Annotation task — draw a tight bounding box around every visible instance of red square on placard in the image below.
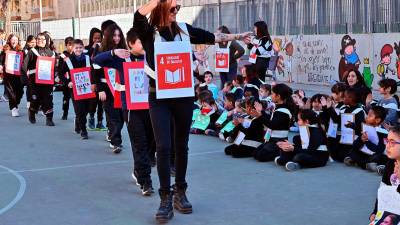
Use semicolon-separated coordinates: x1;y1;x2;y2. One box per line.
156;53;192;90
216;52;229;69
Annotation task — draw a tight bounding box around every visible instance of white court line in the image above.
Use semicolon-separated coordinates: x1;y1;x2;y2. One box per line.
0;165;27;215
0;151;222;175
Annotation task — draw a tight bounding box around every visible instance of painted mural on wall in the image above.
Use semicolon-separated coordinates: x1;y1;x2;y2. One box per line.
338;35;361;82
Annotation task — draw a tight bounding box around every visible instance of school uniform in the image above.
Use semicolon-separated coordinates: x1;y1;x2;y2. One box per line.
94;50;154;186
218;40;244;88
247;36;272;81
330;104;366;162
57;51;72;119
231;86;244;101
0;47;24;111
22;46;33;103
350;126;388;169
243;78;263;99
224;115;265;158
323;102;346;160
22;45;56;124
277;125;329;168
253;104;292;162
60;53;93;137
191;107;220;135
375;97;398;126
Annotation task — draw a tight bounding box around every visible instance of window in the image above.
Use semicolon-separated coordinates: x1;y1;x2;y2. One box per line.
275;0;284;35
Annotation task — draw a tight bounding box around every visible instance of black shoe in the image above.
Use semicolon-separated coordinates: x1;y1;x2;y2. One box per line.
142;183;154;196
46;118;55;126
170;165;176;177
155;191;174;223
74;118;81;134
61;112;68;120
81;132;88;140
110;144;122;154
96;121;107;131
88;117;95;130
172;184;192;214
28;110;36;124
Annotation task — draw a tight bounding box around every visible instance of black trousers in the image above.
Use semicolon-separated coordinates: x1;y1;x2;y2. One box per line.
149;92;193;192
349;150;387;169
102;94;125;146
276;149;329;168
253;138;285;162
255;57;270;82
330;143;352;162
3;75;24;110
89;93;104;122
71;90;92;135
29;79;54;118
127;110;155;185
225;144;256;158
62;85;71;115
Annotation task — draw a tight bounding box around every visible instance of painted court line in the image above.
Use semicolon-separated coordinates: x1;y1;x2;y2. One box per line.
0;151;222;175
0;165;27;215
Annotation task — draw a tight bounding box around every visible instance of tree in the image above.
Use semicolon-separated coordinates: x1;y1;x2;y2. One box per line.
0;0;11;33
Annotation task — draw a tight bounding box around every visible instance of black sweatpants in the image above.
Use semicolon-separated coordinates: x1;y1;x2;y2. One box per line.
89;93;104;122
3;75;24;110
29;80;54;119
62;85;71;115
255;57;270;82
71;92;92;135
127;109;155;185
349;150;387;169
225;144;256;158
253;138;286;162
149;92;193;192
102;94;125;146
330;143;352;162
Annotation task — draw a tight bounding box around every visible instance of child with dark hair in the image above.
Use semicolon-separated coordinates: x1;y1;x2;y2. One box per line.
374;78;398;126
231;74;244;101
346;106;388;172
203;71;219;100
330;88;366;162
259;83;274;115
369;126;400;223
243;64;262;99
58;36;74;120
224;97;265;157
276;109;329;171
191;90;220;136
253;83;296;162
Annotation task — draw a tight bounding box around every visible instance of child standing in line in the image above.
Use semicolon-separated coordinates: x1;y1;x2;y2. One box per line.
276;109;329;171
346;106;388;172
57;37;74;120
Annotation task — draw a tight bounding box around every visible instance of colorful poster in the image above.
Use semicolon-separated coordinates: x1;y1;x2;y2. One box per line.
215;48;229;72
123;61;149;110
5;51;23;75
70;67;96;100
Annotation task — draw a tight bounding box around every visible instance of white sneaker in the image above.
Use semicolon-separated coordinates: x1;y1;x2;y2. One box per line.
274;156;281;166
285;162;300;171
131;172;140;186
11;108;20;117
26;102;30;109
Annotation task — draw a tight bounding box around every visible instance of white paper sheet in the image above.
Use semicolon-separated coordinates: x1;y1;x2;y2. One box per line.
340;113;354;144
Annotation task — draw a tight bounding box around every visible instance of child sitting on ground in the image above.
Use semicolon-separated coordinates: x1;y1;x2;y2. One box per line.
203;71;219;100
191;90;220;136
275;109;329;171
231;75;244;101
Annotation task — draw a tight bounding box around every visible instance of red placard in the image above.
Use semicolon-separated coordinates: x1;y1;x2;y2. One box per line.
123;61;149;110
5;51;23;75
35;56;55;85
70;67;96;101
215;49;229;72
156;53;192;90
103;67;117;95
113;74;122;109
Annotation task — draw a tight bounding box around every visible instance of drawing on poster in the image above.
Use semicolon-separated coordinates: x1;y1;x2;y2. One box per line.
377;44;395;80
362;57;374;88
338;35;361;81
284;40;294;83
393;42;400;79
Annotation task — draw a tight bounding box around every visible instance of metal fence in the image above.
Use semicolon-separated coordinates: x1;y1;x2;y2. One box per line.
10;21;40;40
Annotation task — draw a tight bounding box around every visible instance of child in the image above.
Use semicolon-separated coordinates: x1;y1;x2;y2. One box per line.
231;75;244;101
220;98;246;142
369;126;400;224
276;109;329;171
22;35;36;109
331;88;366;162
375;79;398;127
60;39;94;139
224;97;265;157
259;84;274;115
57;36;74;120
345;106;388;171
310;94;330;130
243;64;262;100
253;83;295;162
0;34;24;117
191;90;220;136
94;27;155;195
203;71;219;100
22;32;56;126
216;92;235;136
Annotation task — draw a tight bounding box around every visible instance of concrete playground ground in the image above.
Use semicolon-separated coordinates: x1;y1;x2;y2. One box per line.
0;85;380;225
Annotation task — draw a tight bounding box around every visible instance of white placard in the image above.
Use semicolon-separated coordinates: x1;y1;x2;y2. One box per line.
37;60;53;81
299;126;310;149
340;113;355;144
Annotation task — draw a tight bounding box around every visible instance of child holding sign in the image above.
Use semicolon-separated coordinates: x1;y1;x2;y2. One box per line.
0;34;24;117
60;39;95;140
369;126;400;224
22;32;56;126
276;109;329;171
346;106;388;172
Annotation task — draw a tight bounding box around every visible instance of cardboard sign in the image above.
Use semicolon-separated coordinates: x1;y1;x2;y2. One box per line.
299;126;310;149
377;182;400;215
326;119;338;138
234;132;246;145
154;41;194;99
104;67;118;95
191;114;211;131
215;48;229;72
339;113;355;145
114;73;122;109
5;51;23;75
35;56;55;85
216;111;228;125
123;61;149;110
249;53;257;64
192;109;200;121
220;121;235;133
70;67;96;101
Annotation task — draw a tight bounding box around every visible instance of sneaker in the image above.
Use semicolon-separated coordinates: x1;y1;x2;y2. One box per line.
80;132;88;140
96;121;107;131
170;165;176;177
343;157;354;166
226;136;233;143
142;183;154;196
0;95;9;102
155;191;174;223
376;165;386;176
88;117;95;130
172;185;193;214
26;102;30;109
131;171;140;186
205;129;218;137
366;162;378;172
219;133;225;141
285;162;300;171
11;108;20;117
274;156;281;166
106;133;111;142
46;118;55;126
110;144;122;154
